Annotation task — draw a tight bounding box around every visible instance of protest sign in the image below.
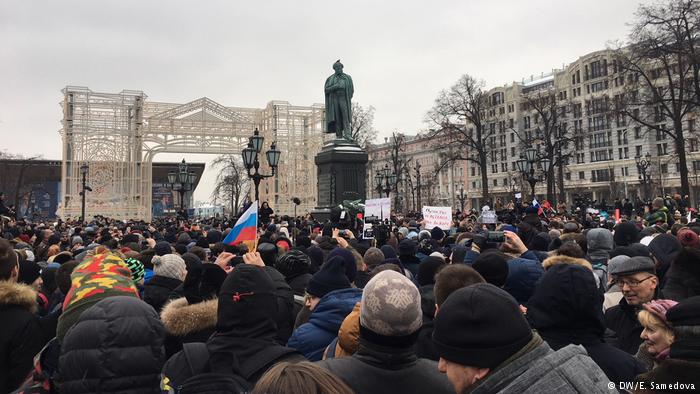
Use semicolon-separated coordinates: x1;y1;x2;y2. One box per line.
422;206;452;229
364;198;391;220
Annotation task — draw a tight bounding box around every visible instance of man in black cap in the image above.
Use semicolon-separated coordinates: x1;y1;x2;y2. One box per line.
432;283;610;394
605;256;659;354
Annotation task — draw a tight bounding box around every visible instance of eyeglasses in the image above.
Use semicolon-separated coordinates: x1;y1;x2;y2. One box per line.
615;276;655;288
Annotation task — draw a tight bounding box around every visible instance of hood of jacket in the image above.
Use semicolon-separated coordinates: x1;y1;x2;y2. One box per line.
473;338;609;394
0;281;37;313
336;301;361;357
542;254;593;272
160;297;218;337
586;228;614;262
309;287;363;333
527;264;605;346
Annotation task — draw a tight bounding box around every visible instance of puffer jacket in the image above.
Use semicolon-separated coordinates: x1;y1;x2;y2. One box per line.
324;301;361;359
57;296;166;393
160;297;217;358
0;281;44;393
504;250;544;304
469;335;611;394
287;287;362;361
318;337;454;394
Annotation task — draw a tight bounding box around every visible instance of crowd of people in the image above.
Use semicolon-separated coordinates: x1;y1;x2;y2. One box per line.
1;194;700;394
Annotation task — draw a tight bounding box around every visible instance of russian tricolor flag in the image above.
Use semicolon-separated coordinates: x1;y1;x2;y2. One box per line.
222;201;258;250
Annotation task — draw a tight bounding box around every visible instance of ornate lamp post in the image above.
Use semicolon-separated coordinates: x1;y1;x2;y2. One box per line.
168;159;198;211
515;147;551;200
374;164;397;198
79;163;92;223
457;186;467;212
635;152;652;201
241;128;281;202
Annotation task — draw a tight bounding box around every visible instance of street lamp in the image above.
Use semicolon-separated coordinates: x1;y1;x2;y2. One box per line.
168;159;198;211
516;148;550;200
635;152;652;201
241;128;281;202
375;164;397;198
79;163;92;223
457;186;467;212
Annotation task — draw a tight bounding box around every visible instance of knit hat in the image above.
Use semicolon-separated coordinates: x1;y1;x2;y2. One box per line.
418;230;432;241
306;256;351;298
152;254;186;280
648;233;682;269
183;263;227;305
677;228;700;248
124;257;145;283
614;221;640;247
327;247;358;283
177;232;192;244
667;296;700;327
642;299;679;328
257;242;278;266
57;253;139;340
360;270;422;337
431;227;445;241
380;245;398;259
417;256;446;286
71;236;84;246
18;261;42;286
155;241;172;256
274;249;311;279
181;252;203;272
432;283;533;368
397;239;417;257
472;251;510;288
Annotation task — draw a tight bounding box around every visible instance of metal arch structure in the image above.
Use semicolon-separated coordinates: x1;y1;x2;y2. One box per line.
58;86;325;221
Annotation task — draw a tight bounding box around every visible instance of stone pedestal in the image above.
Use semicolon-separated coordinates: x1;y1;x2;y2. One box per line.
312;139;368;221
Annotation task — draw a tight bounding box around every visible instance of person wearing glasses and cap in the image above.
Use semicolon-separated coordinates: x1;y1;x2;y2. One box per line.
605;256;660;354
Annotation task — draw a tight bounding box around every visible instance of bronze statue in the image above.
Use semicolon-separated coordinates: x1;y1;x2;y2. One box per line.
324;60;354;140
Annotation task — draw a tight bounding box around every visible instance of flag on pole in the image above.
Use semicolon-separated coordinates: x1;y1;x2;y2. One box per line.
222;200;258;250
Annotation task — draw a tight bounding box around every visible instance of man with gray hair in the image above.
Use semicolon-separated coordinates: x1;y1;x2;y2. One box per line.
318;270;453;394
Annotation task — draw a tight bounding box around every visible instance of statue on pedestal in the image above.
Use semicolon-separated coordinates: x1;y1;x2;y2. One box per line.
324;60;354;140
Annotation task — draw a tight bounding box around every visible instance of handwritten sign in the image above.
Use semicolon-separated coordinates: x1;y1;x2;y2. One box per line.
422;206;452;229
364;198;391;220
481;210;497;224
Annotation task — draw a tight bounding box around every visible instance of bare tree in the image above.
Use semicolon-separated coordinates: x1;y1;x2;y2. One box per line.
351;103;379;149
516;90;574;203
427;74;492;200
210;154;250;215
614;0;700;197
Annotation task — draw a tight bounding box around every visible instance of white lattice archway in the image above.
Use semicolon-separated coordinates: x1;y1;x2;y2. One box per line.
59;87;325;221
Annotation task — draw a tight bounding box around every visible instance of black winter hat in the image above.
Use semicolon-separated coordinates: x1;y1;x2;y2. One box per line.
181;252;203;272
306;256;351;298
275;249;311;279
206;230;222;244
613;222;640;247
648;234;682;269
18;261;42;286
667;295;700;327
257;242;278;266
48;234;61;246
122;233;140;245
184;263;227;305
417;256;445;286
398;239;417;257
327;247;358;283
433;283;533;369
217;264;276;337
155;241;172;256
431;227;445;241
380;245;398;259
472;251;509;288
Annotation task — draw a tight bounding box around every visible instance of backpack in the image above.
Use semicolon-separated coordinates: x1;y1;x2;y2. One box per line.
161;343;250;394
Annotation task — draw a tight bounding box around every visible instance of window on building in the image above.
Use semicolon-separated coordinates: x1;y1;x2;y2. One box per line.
565;172;571;180
622;167;629;176
661;163;668;174
635;126;642;139
693;161;700;171
657;143;668;156
493;179;498;186
523;116;531;129
689;119;695;133
502;178;508;186
635;145;643;157
579;171;585;180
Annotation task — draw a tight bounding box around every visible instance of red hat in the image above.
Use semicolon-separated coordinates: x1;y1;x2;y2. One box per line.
677;228;699;248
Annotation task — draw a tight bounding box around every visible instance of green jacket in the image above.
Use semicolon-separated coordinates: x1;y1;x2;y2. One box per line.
645;206;669;224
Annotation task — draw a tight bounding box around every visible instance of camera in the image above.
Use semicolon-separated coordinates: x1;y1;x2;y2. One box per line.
487;231;505;243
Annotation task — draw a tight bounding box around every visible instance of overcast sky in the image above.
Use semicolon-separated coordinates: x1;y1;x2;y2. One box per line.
0;0;645;202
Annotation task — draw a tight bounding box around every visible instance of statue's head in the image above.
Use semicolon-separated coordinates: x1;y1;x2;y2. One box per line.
333;60;343;74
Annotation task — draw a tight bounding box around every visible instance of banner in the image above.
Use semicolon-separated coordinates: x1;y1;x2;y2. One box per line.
422;206;452;229
364;198;391;220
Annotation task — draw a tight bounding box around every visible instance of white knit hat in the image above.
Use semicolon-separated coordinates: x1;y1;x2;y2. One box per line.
152;254;186;280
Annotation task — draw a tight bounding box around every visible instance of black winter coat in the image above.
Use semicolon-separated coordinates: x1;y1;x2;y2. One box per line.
527;264;647;382
662;256;700;301
143;275;183;312
317;337;454;394
160;297;217;358
264;266;296;344
0;282;44;393
57;296;166;394
604;297;644;354
415;321;439;361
